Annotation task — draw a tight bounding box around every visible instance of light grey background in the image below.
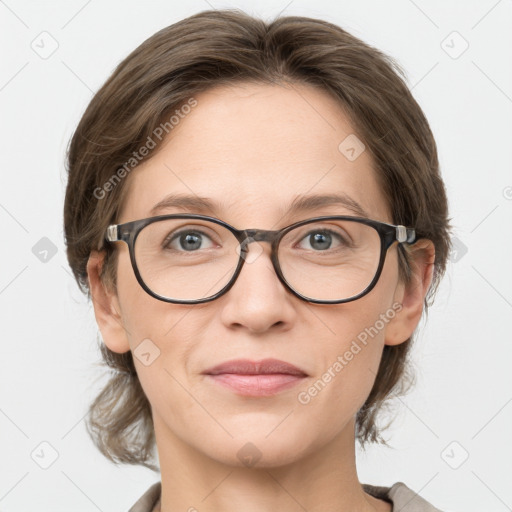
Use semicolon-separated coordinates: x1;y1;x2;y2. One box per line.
1;1;511;511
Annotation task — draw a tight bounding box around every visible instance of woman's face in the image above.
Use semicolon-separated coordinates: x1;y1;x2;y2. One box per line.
93;82;421;468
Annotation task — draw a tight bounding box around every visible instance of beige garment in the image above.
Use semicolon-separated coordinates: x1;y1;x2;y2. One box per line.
128;481;444;512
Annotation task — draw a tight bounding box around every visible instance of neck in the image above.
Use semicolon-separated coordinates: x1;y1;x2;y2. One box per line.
152;414;389;512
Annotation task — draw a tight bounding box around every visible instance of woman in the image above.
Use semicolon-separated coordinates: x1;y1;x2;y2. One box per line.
63;9;451;512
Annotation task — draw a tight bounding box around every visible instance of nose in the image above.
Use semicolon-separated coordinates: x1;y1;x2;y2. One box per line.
218;239;295;334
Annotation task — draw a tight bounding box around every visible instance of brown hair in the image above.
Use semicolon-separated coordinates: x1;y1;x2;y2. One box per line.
63;9;451;470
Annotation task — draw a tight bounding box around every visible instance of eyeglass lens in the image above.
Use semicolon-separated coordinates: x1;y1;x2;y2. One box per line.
135;219;381;301
133;218;382;302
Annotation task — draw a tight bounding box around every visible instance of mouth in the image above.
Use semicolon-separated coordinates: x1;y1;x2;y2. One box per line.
203;358;308;397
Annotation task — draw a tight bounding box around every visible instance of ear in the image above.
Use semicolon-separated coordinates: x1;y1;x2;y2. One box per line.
86;250;131;354
384;239;435;346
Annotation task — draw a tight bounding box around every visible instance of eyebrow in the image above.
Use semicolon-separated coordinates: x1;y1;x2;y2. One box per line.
149;192;369;219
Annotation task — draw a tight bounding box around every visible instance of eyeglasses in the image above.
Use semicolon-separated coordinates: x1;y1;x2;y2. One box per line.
104;214;416;305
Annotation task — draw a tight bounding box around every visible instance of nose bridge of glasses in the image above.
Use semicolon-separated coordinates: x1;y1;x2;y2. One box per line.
239;228;279;249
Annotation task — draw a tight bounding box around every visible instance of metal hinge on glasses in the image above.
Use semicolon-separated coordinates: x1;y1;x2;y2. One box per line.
396;225;416;244
106;224;119;242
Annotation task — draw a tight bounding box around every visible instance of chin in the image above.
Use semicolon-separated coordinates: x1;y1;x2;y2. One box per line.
198;428;315;469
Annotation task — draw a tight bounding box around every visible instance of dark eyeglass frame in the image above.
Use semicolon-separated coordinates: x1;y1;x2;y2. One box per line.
105;214;416;305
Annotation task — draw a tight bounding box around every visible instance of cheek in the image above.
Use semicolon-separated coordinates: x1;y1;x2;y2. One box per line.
115;252;194;385
115;251;212;404
116;250;177;340
302;299;390;406
297;252;401;419
117;260;151;340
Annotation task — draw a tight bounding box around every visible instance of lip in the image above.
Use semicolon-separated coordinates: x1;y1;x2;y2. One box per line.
203;358;308;376
203;358;308;397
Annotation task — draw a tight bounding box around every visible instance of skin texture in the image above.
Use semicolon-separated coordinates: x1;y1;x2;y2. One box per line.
87;82;434;512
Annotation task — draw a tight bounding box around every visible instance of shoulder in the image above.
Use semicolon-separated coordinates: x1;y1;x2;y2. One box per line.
128;481;161;512
363;481;445;511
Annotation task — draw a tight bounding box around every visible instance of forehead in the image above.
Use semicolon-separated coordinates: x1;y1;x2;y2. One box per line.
119;82;390;226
